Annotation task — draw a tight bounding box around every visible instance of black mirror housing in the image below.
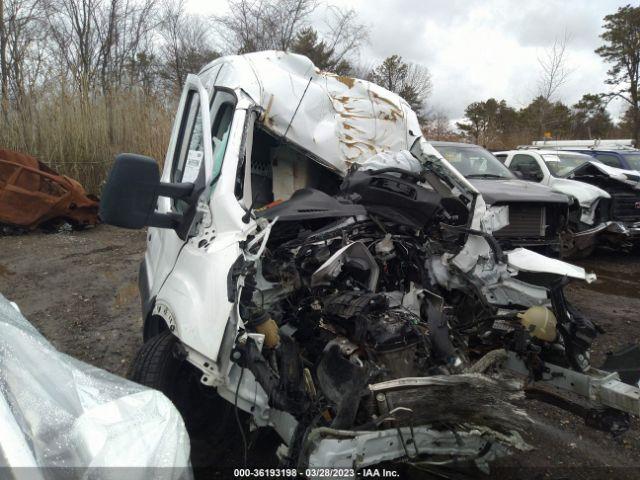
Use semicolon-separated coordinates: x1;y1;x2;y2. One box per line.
100;154;161;229
100;153;194;231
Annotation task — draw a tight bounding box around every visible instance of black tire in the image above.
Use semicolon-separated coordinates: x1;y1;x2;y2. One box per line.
128;331;246;467
561;234;596;260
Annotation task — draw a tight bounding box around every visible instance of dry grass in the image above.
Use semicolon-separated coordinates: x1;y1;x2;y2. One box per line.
0;90;174;194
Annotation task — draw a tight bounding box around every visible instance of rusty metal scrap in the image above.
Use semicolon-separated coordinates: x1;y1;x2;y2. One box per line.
0;149;99;230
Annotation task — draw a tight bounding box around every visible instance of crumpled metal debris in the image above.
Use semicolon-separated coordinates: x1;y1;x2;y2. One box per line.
0;149;99;230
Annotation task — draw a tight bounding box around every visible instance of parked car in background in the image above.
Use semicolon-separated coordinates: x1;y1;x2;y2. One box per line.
495;148;640;256
570;147;640;171
532;139;640;171
429;141;571;251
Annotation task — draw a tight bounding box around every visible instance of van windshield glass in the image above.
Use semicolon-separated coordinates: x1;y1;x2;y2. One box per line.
542;153;590;177
434;145;514;179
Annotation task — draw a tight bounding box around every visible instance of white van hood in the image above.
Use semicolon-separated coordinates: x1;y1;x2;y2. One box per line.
200;51;422;174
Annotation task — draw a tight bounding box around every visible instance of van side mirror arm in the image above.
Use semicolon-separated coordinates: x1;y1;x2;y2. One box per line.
148;182;196;229
156;182;194;200
148;211;183;229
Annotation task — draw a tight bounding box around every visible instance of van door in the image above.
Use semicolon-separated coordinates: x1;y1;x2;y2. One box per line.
143;75;213;311
153;89;256;373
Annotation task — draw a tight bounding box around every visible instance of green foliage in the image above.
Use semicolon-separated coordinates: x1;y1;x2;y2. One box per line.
457;95;617;149
371;55;408;92
290;27;352;75
571;94;613;139
456;98;519;148
595;4;640;143
520;96;572;138
370;55;432;122
595;5;640;88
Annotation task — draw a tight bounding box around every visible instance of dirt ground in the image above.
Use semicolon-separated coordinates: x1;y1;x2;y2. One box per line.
1;225;639;478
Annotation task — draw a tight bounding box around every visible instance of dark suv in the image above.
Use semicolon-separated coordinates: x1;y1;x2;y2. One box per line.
567;148;640;171
429;141;571;250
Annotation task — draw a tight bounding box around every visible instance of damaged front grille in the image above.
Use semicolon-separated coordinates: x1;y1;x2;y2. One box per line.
611;192;640;222
494;204;547;239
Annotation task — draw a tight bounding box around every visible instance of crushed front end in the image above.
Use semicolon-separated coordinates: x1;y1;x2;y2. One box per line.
570;162;640;249
223;143;639;475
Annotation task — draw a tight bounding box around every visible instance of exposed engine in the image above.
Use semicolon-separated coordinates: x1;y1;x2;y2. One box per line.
229;160;636;471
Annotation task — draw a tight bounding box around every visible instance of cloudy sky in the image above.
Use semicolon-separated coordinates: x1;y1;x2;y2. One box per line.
188;0;629;122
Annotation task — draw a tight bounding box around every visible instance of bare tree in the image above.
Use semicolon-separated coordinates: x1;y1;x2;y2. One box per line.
369;55;432;121
98;0;160;92
159;0;219;91
215;0;317;53
0;0;7;116
531;32;572;136
47;0;104;97
424;109;453;140
45;0;159;97
0;0;48;108
537;32;572;102
320;6;367;70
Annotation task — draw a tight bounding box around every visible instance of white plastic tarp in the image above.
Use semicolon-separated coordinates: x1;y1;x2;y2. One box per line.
0;294;192;480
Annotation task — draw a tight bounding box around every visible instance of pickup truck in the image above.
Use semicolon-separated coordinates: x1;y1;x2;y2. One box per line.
99;51;640;474
429;141;571;252
530;140;640;171
495;148;640;255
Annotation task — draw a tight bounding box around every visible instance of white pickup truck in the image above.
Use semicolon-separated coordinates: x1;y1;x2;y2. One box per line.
495;148;640;256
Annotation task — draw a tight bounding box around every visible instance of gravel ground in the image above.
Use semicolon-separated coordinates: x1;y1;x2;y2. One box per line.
1;225;639;478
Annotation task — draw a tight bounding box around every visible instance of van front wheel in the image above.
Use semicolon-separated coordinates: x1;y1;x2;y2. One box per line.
128;331;242;466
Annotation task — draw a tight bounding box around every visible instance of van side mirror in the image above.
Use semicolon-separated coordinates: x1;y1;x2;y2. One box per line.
100;153;194;231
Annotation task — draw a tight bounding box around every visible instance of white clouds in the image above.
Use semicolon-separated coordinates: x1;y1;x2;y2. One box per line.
188;0;630;119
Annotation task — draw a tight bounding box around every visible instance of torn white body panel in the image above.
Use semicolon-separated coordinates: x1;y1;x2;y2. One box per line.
503;351;640;416
506;248;596;283
200;51;422;173
358;150;422;173
430;245;596;307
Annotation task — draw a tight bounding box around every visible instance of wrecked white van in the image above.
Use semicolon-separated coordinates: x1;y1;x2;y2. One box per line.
100;51;640;473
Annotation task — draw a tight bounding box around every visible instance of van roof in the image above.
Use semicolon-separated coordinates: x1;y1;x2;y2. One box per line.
199;51;422;174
